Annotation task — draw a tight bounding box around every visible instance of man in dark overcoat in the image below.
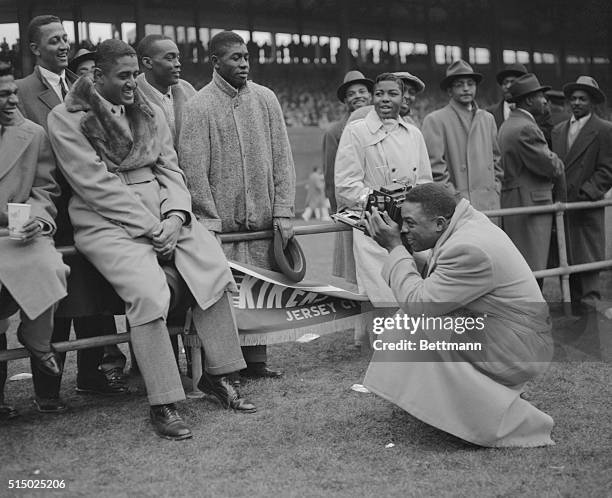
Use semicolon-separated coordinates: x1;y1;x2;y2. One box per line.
552;76;612;313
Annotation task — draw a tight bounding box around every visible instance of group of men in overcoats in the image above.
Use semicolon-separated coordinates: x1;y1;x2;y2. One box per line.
1;16;295;440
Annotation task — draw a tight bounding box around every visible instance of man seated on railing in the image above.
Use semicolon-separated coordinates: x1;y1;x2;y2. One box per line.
0;66;69;418
363;183;555;447
47;39;255;440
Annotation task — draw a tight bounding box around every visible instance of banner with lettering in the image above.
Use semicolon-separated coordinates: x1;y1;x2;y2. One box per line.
228;262;369;346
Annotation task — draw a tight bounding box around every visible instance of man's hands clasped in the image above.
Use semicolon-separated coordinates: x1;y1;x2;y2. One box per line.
152;216;183;260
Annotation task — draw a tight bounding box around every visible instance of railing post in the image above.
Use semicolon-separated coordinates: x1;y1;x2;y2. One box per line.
554;203;572;315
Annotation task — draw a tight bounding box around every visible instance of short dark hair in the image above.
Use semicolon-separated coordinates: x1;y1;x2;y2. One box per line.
375;72;404;94
96;39;137;73
405;183;457;219
209;31;246;58
136;34;173;60
28;15;62;45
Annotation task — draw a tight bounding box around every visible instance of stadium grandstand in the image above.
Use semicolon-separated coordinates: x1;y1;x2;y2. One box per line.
1;0;611;128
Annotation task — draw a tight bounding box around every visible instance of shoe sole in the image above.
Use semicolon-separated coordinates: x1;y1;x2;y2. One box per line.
154;430;193;441
75;387;130;396
33;403;68;414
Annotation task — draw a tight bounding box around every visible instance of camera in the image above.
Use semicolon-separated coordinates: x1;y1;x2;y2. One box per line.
364;181;412;226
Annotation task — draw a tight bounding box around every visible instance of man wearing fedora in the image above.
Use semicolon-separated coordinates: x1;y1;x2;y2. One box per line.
323;70;373;214
498;73;564;279
551;76;612;314
422;60;503;215
68;48;96;77
487;63;555;145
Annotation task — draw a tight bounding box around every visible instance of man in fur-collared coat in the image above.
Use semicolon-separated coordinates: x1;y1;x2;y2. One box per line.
47;40;256;441
0;69;68;417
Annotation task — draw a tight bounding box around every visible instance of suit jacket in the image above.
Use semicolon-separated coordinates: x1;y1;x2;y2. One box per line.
0;113;68;319
551;114;612;264
498;109;562;270
422;100;503;212
135;74;196;147
487;99;554;146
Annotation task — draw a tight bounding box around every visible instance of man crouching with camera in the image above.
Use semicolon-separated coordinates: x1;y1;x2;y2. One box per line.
362;182;556;447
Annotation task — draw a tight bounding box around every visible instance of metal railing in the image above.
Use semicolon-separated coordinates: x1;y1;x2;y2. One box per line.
1;198;611;364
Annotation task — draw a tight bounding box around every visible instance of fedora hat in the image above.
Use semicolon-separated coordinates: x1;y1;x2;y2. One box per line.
507;73;551;103
440;60;482;90
68;48;96;73
562;76;606;104
495;63;528;85
393;71;425;93
545;89;566;105
337;70;374;102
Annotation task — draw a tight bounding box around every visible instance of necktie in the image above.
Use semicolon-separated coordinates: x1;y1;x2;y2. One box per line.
60;78;68;100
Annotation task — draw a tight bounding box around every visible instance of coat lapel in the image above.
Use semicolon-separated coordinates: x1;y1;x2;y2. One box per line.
565;115;598;170
552;121;569;160
0;119;34;182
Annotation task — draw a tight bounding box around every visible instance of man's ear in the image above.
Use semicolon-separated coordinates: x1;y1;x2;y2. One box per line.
29;42;40;57
141;56;152;70
93;66;103;84
435;216;449;232
210;54;219;69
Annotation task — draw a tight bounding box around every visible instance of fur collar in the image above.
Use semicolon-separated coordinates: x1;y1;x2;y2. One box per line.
64;76;159;172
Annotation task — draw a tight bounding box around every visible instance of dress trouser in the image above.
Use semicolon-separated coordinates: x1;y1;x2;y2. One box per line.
132;292;246;405
31;315;120;399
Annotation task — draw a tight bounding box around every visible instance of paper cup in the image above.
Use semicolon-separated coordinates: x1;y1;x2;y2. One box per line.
8;203;31;240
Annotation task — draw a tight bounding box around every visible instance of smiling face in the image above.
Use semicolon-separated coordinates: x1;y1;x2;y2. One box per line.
344;83;372;112
75;59;96;77
31;22;70;74
0;75;19;126
373;80;403;119
94;55;139;106
399;83;418;117
212;42;249;88
142;39;181;90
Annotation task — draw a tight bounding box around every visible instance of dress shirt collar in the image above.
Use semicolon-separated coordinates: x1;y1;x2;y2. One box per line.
570;113;591;126
96;90;125;116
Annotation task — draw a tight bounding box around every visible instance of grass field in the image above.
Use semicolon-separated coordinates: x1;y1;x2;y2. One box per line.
1;129;611;496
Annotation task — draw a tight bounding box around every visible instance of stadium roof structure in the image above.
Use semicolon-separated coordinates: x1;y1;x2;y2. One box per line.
2;0;611;77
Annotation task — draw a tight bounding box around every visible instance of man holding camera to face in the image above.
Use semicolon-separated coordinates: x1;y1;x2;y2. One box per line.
361;182;555;448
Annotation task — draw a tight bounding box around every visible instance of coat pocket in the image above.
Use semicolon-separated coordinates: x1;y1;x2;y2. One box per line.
530;189;553;203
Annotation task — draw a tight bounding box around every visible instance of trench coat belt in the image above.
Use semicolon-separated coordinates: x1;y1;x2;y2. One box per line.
115;167;155;185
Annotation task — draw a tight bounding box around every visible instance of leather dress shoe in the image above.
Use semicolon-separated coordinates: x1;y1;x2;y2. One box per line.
32;351;63;377
197;371;256;413
150;403;192;440
76;368;129;396
0;401;18;420
241;363;283;379
33;397;68;414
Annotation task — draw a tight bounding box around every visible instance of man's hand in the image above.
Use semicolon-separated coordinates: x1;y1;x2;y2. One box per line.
152;216;182;258
273;217;294;248
364;208;403;252
18;218;44;244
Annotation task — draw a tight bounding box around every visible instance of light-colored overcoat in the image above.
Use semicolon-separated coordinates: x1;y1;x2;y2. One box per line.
47;76;236;326
178;71;295;270
0;113;68;319
364;199;555;447
135;74;196;147
335;108;432;303
499;109;562;271
422;100;503;212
